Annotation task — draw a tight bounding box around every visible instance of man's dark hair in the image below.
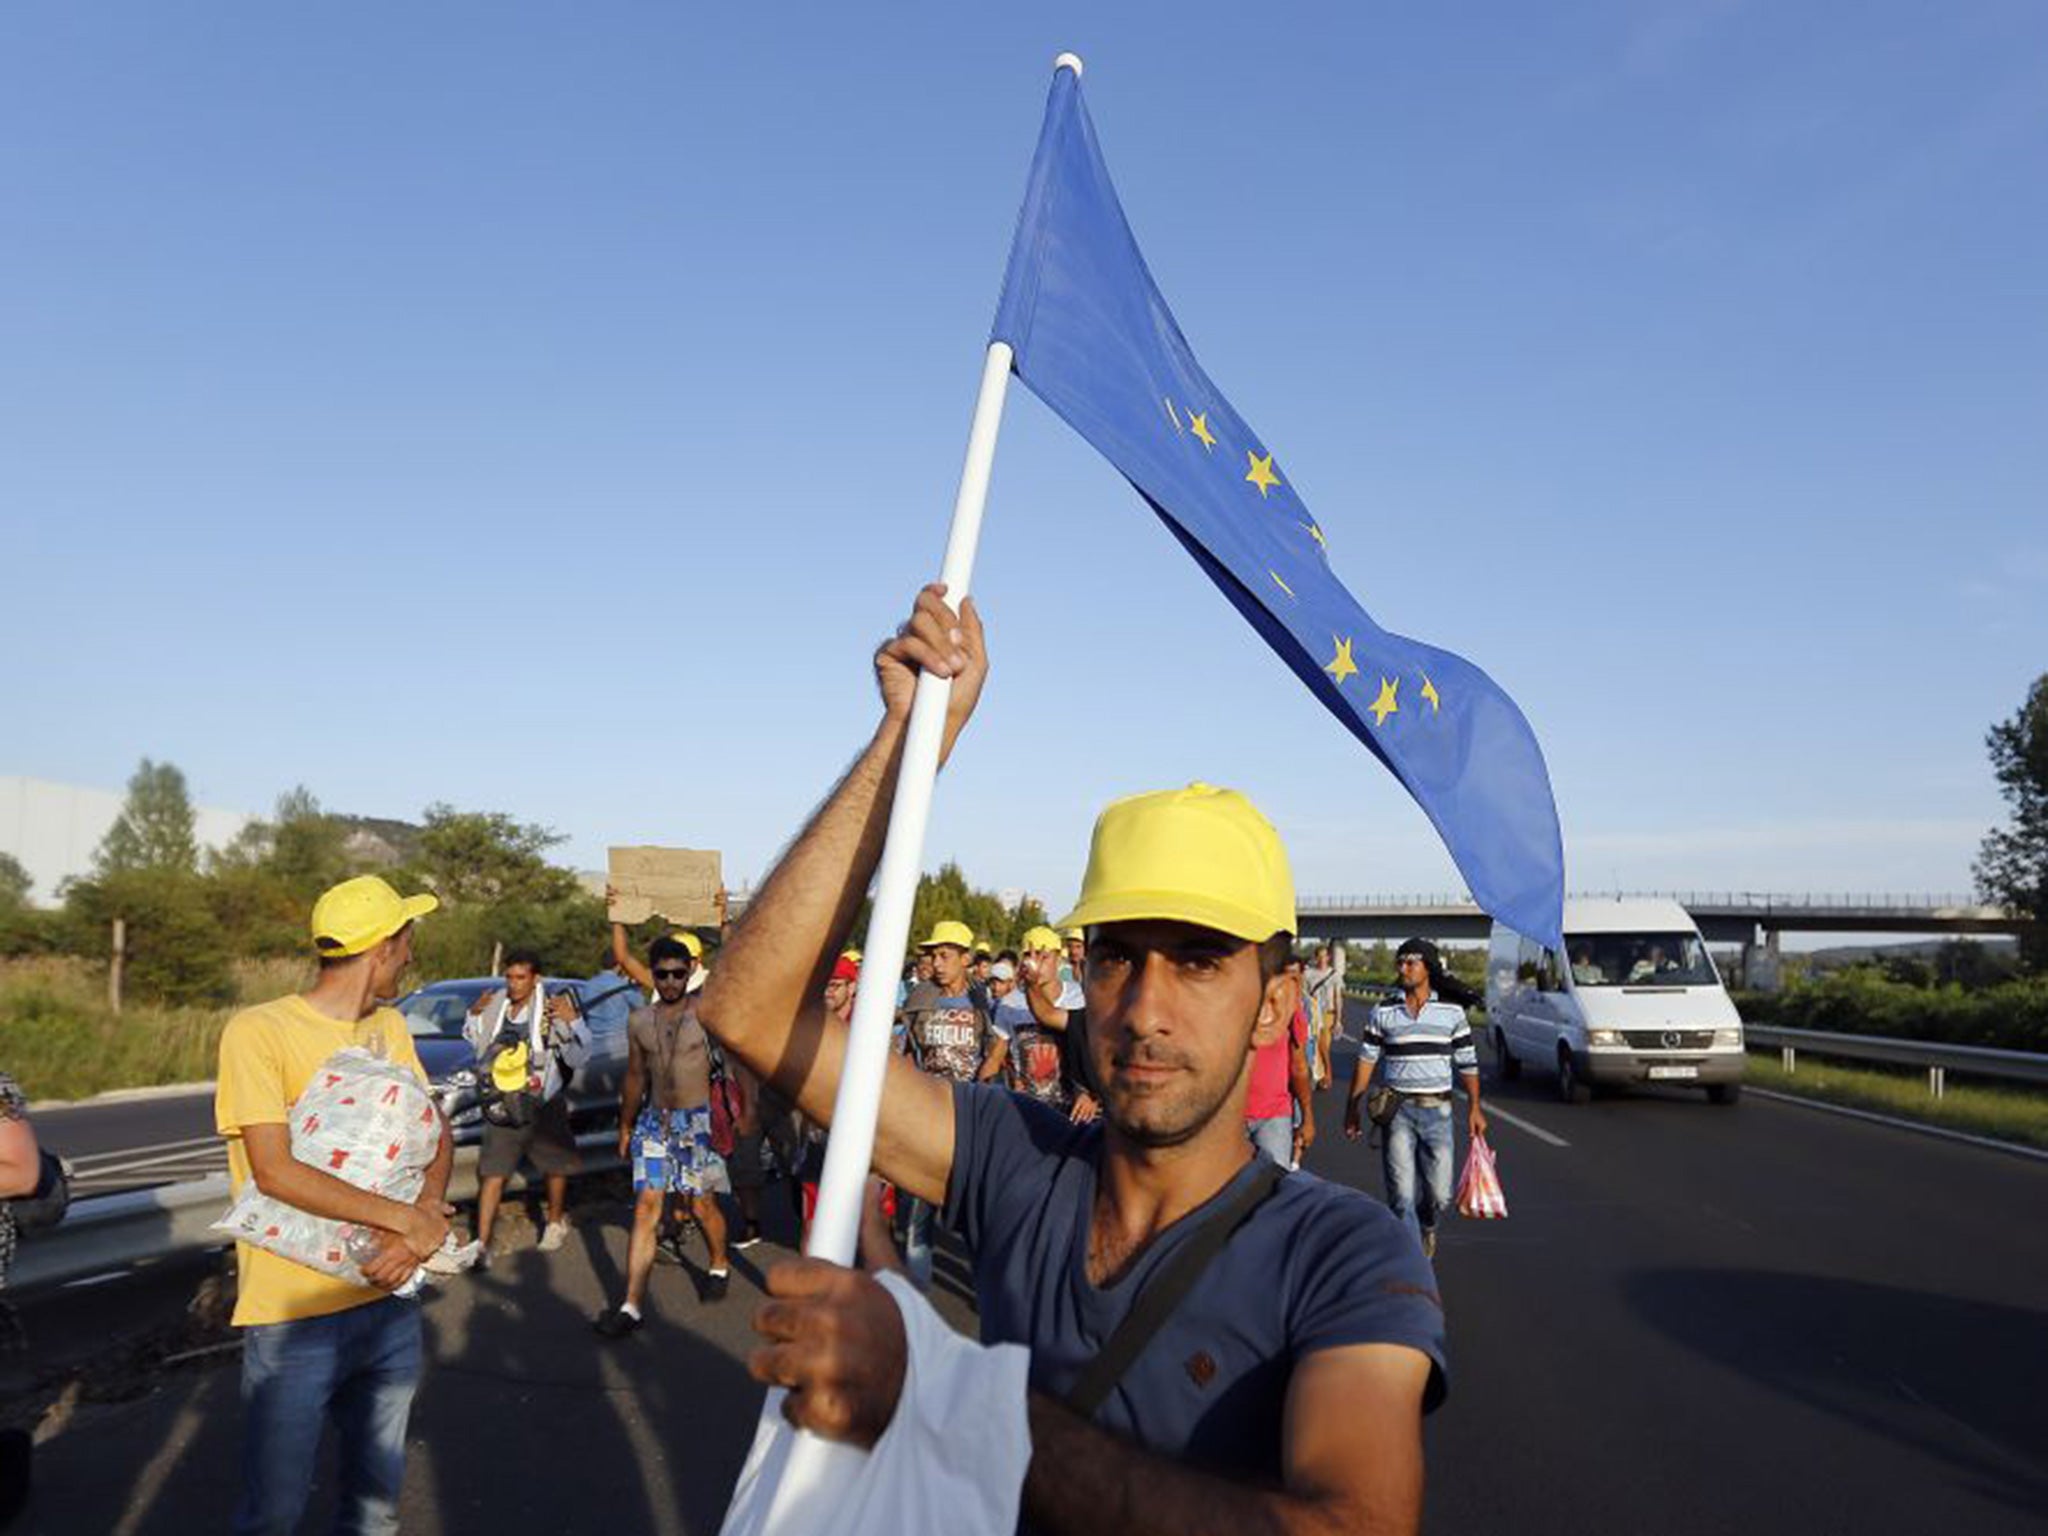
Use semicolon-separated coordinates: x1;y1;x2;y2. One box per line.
648;935;693;968
997;948;1019;967
1257;933;1295;981
502;947;543;973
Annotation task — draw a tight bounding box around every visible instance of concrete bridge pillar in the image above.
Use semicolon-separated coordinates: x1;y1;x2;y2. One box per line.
1741;928;1783;993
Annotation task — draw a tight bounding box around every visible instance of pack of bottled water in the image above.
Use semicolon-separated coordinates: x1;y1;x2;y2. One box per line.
214;1045;447;1294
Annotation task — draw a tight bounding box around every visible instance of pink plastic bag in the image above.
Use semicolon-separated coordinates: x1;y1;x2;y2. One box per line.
1455;1133;1508;1219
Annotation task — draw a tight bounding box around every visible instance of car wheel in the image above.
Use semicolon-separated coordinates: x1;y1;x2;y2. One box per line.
1707;1082;1741;1106
1493;1026;1521;1081
1557;1047;1590;1105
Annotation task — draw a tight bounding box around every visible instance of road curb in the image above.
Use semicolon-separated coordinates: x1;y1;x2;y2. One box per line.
1747;1087;2048;1164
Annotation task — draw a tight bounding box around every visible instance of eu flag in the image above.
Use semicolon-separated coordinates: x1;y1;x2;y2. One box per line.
991;66;1565;949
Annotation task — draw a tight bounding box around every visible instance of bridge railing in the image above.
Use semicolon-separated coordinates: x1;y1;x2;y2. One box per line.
1296;891;2007;916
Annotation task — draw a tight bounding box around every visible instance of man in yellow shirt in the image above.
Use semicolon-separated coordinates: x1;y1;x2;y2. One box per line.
216;874;454;1536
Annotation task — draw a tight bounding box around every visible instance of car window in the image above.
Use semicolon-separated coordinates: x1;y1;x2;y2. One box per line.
402;992;474;1039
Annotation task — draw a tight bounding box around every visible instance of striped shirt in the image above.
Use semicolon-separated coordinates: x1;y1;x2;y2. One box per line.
1358;999;1478;1095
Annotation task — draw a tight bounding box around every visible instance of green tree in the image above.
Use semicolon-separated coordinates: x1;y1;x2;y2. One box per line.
63;867;234;1006
407;804;580;906
0;852;30;906
844;863;1050;972
396;804;600;979
206;787;358;956
95;759;199;876
1975;674;2048;969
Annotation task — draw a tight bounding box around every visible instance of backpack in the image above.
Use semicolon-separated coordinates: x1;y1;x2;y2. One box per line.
707;1041;747;1157
477;1028;541;1130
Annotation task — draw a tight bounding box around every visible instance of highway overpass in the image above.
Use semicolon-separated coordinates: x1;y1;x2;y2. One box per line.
1294;892;2028;946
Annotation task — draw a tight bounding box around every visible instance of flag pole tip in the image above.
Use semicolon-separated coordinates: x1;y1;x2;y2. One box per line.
1053;52;1085;77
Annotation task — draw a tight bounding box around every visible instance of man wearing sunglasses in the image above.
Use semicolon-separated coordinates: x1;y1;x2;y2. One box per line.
595;935;731;1337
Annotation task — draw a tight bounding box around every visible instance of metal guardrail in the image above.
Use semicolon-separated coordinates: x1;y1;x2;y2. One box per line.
1744;1024;2048;1099
12;1130;625;1294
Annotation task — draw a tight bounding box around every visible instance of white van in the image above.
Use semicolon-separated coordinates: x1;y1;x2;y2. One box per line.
1486;897;1744;1104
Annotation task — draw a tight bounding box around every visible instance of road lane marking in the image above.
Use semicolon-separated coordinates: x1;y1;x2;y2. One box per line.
1747;1088;2048;1164
68;1135;222;1166
1483;1104;1570;1148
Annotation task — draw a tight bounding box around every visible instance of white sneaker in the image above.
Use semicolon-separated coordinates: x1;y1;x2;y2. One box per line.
538;1221;570;1253
423;1239;483;1275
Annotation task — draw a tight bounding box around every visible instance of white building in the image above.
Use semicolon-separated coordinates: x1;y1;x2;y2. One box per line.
0;776;256;905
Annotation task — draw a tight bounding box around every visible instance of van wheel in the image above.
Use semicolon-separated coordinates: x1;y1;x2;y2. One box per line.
1707;1083;1741;1106
1557;1048;1590;1105
1493;1027;1521;1081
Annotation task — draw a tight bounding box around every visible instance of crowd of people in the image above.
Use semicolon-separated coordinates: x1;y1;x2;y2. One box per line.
200;584;1491;1535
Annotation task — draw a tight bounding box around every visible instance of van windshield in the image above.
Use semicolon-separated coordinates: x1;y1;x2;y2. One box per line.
1564;933;1716;988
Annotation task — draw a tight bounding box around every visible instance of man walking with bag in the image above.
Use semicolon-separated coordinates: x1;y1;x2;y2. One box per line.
215;875;454;1536
465;949;589;1264
1344;937;1487;1259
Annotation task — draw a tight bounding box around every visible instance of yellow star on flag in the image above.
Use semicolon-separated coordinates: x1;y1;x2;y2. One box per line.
1245;451;1282;497
1324;636;1358;686
1368;676;1400;726
1188;410;1217;450
1420;676;1441;713
1301;521;1327;553
1270;570;1296;600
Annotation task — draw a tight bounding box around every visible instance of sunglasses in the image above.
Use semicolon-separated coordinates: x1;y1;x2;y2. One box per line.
653;967;691;980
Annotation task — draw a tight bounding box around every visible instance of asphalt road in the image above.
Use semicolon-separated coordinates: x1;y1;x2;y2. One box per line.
15;1036;2048;1534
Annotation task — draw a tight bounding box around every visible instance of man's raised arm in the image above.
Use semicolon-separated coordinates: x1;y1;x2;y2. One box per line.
697;584;987;1206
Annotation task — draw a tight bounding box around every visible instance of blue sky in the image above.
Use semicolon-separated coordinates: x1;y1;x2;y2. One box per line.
4;2;2044;912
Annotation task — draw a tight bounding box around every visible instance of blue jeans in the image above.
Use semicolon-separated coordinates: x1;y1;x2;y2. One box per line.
236;1296;422;1536
1247;1114;1294;1167
1382;1098;1455;1240
901;1195;936;1290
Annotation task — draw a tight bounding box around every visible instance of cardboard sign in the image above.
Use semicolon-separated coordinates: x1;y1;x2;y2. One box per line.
607;846;723;927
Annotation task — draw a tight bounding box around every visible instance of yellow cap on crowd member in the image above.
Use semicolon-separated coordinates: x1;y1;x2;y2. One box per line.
1061;927;1085;943
917;919;976;951
841;947;863;964
1022;925;1062;953
1055;783;1295;944
669;930;705;959
309;876;439;959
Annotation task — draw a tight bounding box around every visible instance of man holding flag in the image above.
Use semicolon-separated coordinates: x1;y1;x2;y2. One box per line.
699;584;1446;1535
711;55;1561;1534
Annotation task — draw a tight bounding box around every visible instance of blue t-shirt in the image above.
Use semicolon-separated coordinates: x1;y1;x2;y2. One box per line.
944;1083;1446;1485
580;968;645;1038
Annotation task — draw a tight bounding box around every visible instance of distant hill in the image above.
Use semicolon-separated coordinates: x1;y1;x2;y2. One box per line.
334;814;422;868
1803;936;2017;971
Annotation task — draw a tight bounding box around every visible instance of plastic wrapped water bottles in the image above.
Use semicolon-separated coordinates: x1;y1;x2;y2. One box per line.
215;1046;446;1290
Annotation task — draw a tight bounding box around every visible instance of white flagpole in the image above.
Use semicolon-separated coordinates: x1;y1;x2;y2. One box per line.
723;338;1015;1533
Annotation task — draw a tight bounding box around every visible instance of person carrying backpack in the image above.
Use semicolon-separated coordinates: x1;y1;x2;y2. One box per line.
465;949;591;1264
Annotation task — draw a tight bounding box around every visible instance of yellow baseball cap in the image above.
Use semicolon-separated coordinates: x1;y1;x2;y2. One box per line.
668;930;705;959
918;919;975;950
841;946;863;964
1022;925;1062;953
1061;927;1085;943
310;876;439;959
1055;783;1295;944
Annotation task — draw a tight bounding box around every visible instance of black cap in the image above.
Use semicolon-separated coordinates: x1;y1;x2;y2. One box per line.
1395;937;1442;973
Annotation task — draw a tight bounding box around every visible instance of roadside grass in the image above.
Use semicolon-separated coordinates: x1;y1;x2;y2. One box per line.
1745;1047;2048;1152
2;956;311;1103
